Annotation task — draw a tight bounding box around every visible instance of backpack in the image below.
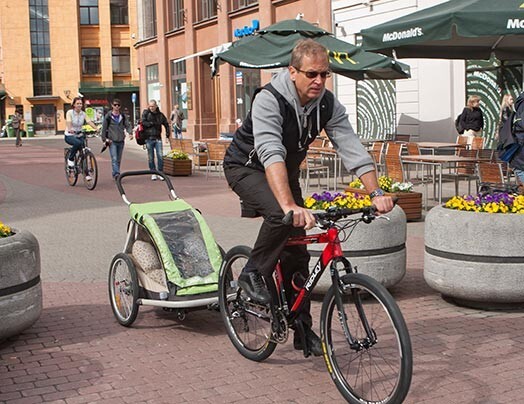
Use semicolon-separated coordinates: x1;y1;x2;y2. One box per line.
455;113;464;134
134;121;146;145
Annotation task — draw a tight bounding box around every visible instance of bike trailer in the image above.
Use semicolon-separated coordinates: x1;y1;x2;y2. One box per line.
128;199;222;298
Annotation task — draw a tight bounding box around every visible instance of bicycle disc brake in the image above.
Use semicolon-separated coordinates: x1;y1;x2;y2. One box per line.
270;308;288;343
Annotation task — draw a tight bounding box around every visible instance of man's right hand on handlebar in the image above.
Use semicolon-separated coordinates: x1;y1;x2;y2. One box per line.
283;204;316;230
371;195;395;214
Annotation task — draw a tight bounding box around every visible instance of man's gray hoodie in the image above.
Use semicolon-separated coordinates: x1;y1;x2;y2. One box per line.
252;69;375;178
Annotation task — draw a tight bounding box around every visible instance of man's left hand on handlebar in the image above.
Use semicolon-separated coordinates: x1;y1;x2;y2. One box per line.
371;195;395;214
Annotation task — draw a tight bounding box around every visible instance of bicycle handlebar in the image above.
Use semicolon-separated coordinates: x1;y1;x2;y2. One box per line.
282;197;398;226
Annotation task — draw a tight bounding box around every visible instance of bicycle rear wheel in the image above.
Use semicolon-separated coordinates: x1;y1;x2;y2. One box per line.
64;149;78;186
320;273;412;404
83;150;98;190
218;245;276;362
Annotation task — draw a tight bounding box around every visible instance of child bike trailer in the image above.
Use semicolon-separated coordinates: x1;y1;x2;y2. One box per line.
108;170;223;326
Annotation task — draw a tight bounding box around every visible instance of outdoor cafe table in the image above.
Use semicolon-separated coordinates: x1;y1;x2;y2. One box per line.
402;154;490;204
415;142;466;151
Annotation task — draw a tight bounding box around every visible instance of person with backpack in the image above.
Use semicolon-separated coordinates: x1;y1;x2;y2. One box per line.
458;95;484;146
101;98;131;180
223;39;394;357
141;100;171;180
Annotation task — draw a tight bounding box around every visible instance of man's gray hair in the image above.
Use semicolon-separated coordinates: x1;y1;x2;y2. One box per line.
290;39;329;69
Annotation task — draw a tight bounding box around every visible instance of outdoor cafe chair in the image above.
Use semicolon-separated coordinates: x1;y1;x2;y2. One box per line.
477;161;518;194
369;141;385;175
471;136;484;150
299;154;330;193
442;148;478;195
206;142;227;179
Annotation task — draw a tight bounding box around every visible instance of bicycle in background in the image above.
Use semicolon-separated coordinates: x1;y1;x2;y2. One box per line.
218;206;413;403
64;130;99;190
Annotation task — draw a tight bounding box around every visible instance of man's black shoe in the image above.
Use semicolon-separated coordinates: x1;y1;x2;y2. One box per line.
294;327;323;357
237;271;271;304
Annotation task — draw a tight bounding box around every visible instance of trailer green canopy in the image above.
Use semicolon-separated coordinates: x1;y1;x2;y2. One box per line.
213;19;410;80
360;0;524;60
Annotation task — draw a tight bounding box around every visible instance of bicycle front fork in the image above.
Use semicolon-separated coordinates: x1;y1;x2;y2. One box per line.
330;258;377;350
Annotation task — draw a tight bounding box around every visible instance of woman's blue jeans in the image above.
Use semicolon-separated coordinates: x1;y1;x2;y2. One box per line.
109;141;124;178
65;135;84;161
146;138;164;172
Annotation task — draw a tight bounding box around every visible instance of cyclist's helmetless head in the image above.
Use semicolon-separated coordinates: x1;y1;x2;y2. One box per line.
289;39;331;106
72;97;83;110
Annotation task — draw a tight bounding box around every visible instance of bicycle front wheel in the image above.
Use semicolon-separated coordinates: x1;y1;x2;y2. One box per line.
320;273;412;404
218;245;276;362
83;150;98;190
64;150;78;186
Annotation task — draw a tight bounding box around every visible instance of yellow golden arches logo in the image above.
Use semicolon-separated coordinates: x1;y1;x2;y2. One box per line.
327;50;358;65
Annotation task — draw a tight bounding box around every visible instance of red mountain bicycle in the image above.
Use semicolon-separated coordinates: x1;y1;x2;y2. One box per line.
218;206;412;403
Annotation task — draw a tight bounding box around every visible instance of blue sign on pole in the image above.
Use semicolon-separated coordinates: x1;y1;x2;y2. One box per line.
234;20;260;38
131;93;137;103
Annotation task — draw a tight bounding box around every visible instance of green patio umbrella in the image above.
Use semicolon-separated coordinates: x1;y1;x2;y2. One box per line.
213;19;410;80
360;0;524;60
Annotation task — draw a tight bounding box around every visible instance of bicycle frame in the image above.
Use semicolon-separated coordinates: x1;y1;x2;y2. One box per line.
273;225;375;347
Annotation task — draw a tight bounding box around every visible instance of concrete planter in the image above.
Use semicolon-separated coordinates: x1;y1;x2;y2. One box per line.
425;206;524;308
309;205;407;293
0;229;42;341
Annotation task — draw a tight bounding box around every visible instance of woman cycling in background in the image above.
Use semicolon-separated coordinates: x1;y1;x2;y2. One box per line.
65;97;98;171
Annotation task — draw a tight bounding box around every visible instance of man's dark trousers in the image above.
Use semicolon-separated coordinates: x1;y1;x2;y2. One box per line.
224;164;312;327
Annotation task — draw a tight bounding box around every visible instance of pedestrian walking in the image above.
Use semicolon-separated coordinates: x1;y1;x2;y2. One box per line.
498;93;514;136
101;98;131;180
141;100;170;180
12;110;23;147
170;104;184;139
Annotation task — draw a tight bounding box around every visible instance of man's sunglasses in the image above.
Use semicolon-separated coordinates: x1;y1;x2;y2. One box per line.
113;103;120;107
294;67;332;79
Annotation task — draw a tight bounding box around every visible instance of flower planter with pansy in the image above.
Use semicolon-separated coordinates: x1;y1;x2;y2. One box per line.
0;219;42;341
345;176;422;221
425;192;524;308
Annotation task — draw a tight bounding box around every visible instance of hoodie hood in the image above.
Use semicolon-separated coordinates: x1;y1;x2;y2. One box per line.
270;69;326;148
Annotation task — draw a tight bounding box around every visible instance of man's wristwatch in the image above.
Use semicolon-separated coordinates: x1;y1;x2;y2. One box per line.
369;188;385;199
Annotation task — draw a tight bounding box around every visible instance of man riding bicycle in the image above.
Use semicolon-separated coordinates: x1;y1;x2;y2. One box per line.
223;39;394;357
65;97;99;179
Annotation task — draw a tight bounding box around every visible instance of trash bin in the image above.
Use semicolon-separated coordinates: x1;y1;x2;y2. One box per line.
6;119;14;138
26;122;34;137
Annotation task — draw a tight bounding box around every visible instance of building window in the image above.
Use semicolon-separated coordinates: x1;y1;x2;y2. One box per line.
112;47;130;74
80;0;99;25
235;68;260;123
110;0;128;25
29;0;52;96
231;0;257;11
82;48;101;75
142;0;157;39
169;0;184;30
146;64;161;107
171;60;187;122
198;0;217;21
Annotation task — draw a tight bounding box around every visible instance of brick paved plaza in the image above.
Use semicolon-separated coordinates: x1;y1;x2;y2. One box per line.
1;138;523;403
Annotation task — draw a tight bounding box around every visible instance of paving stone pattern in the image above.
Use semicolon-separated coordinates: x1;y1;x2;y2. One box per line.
1;139;524;403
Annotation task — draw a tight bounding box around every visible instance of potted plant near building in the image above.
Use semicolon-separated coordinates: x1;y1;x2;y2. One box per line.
346;176;422;220
0;220;42;341
163;149;192;176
